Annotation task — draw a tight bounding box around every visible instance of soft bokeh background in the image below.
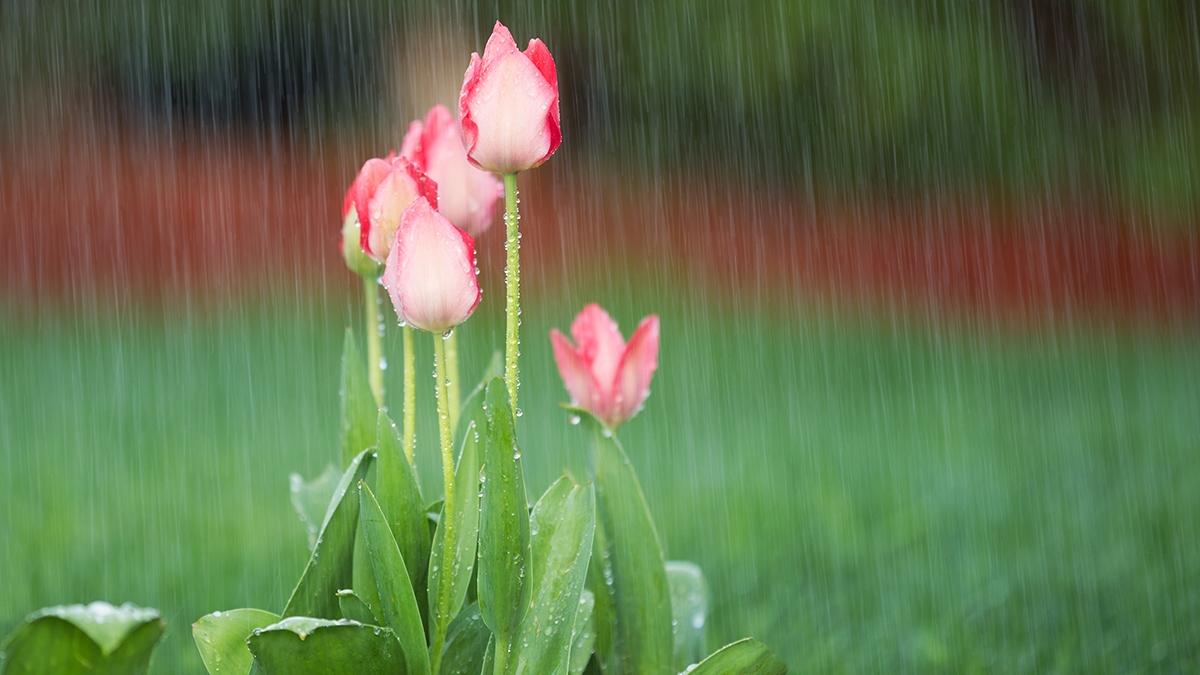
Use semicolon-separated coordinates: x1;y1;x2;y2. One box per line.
2;1;1198;672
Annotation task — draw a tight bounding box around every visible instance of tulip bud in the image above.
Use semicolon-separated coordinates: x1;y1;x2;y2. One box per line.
382;197;481;334
458;21;561;174
348;155;438;262
340;208;380;278
550;304;660;429
402;105;503;237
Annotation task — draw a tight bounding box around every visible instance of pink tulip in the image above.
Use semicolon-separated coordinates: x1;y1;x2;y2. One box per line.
458;21;561;174
349;155;438;261
551;304;660;429
382;197;481;333
402;105;503;237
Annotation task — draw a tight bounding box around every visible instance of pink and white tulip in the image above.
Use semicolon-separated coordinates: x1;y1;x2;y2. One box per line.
382;197;481;333
459;21;561;174
348;155;438;262
402;105;503;237
551;304;660;429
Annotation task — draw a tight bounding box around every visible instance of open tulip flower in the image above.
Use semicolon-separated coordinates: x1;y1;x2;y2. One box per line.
459;21;560;174
381;197;481;334
349;154;438;262
551;304;661;430
402;104;502;237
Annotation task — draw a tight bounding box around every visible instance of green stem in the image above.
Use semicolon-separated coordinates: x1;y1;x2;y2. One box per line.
502;173;520;412
445;329;461;431
402;325;416;466
430;332;456;675
492;633;511;675
363;276;384;406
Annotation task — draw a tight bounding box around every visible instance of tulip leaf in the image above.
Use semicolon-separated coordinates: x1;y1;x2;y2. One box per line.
686;638;787;675
357;483;431;675
282;450;374;619
666;560;710;670
568;590;597;675
436;604;491;675
375;411;430;603
477;378;532;649
427;394;482;653
340;328;377;467
245;617;405;675
335;591;378;625
568;407;673;675
289;464;342;550
509;477;596;675
453;350;502;448
192;608;280;675
1;602;165;675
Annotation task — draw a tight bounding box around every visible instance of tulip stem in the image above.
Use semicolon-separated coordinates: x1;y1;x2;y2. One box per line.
445;329;461;430
402;325;416;466
430;332;457;675
502;173;521;412
362;276;385;407
432;333;456;521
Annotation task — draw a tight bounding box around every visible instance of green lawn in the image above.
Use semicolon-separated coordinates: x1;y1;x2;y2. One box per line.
1;285;1197;673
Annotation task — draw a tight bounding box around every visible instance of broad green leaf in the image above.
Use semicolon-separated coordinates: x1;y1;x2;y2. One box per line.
480;637;495;675
282;450;374;619
569;591;596;675
477;378;531;646
335;591;378;625
570;408;673;675
246;617;405;675
358;483;431;675
192;608;279;675
1;602;164;675
666;561;710;669
289;464;342;550
509;478;596;675
687;638;787;675
427;395;482;651
376;411;430;600
340;328;377;467
436;604;491;675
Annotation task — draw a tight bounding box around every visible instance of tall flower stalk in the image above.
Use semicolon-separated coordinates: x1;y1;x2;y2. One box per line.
502;173;521;409
361;277;385;405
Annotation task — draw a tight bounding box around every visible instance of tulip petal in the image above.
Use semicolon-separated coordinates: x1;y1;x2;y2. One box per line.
570;304;625;395
351;158;395;256
382;198;481;333
483;21;520;61
524;38;561;165
551;330;603;415
400;120;424;167
611;316;660;426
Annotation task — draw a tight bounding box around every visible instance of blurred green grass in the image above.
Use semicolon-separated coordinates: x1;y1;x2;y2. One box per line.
1;287;1198;673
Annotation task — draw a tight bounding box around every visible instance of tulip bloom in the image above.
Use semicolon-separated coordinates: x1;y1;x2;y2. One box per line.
459;21;560;174
402;105;502;237
551;304;660;429
382;197;481;334
348;155;438;262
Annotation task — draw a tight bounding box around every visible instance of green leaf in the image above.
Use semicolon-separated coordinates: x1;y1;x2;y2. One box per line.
427;395;482;649
436;604;491;675
246;617;405;675
358;483;431;675
289;465;342;550
570;408;673;675
340;328;377;467
452;350;502;449
687;638;787;675
376;411;430;599
335;591;378;625
509;477;596;675
666;561;710;670
569;591;596;675
476;378;532;646
1;602;164;675
283;450;374;619
193;608;280;675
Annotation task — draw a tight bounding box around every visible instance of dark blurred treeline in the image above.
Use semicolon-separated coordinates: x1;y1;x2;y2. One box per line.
2;0;1197;216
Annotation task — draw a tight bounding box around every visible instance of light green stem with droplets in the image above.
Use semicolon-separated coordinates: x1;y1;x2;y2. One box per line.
363;276;384;406
402;325;416;465
502;173;520;411
445;329;461;430
430;332;456;675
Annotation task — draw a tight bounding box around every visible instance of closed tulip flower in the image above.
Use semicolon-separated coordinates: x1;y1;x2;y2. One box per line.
551;304;660;430
382;197;481;334
349;155;438;262
459;21;560;174
402;105;502;237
